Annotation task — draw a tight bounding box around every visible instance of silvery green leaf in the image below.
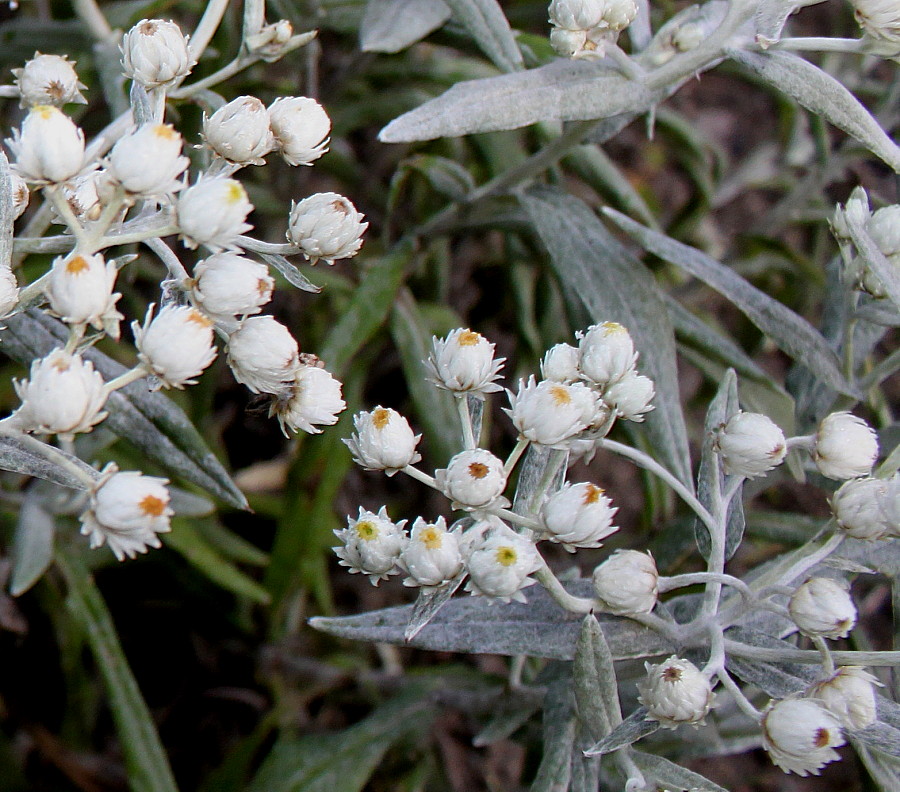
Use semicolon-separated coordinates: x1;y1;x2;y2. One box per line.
0;151;13;268
856;299;900;327
583;708;659;756
10;491;56;596
604;208;854;397
0;434;101;489
641;1;728;66
574;614;622;740
630;749;729;792
405;568;468;641
843;210;900;313
310;579;673;659
512;444;568;517
523;188;694;488
728;49;900;173
168;488;216;517
260;252;322;293
379;59;659;142
403;154;476;201
443;0;523;73
532;671;576;792
360;0;451;53
473;687;544;746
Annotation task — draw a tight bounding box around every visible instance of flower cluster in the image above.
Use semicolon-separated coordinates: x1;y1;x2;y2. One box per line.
548;0;639;58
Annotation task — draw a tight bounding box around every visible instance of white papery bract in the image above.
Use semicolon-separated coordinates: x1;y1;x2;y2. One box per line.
107;124;188;196
79;469;172;561
761;698;845;776
807;667;881;730
287;192;367;264
13;349;108;438
425;328;505;396
716;411;787;478
0;266;19;317
859;204;900;296
506;377;597;447
177;176;253;252
788;577;857;639
549;0;606;30
578;321;637;387
852;0;900;55
334;506;407;584
191;252;274;321
637;656;715;728
345;406;422;474
434;448;508;510
464;521;540;603
226;315;299;395
270;364;345;435
603;370;655;422
134;304;217;389
61;171;102;221
813;412;879;480
121;19;195;87
832;477;894;540
541;482;618;550
45;252;122;336
603;0;639;30
541;342;580;383
400;516;463;588
8;105;84;183
13;52;86;108
550;27;589;56
267;96;331;166
592;549;658;614
204;96;274;166
10;171;29;220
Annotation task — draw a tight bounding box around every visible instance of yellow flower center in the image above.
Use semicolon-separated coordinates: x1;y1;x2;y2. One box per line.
601;321;625;334
495;546;517;566
224;181;247;205
457;330;481;347
153;124;178;140
355;520;379;541
139;494;167;517
65;254;90;275
419;526;443;550
33;105;56;120
582;484;604;504
186;309;213;328
549;384;572;406
372;407;391;430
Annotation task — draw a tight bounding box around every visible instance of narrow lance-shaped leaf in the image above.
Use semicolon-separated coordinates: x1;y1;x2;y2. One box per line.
360;0;451;53
532;671;577;792
442;0;524;73
583;707;660;756
573;616;613;741
0;433;101;489
405;568;468;641
10;489;56;597
631;749;729;792
0;150;14;268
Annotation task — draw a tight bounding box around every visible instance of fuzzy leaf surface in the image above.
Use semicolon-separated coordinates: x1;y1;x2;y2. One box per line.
360;0;451;53
583;707;659;756
443;0;523;72
10;492;55;596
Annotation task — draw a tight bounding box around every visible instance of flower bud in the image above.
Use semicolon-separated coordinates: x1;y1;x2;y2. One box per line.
716;411;787;478
267;96;331;166
463;521;540;602
287;192;367;264
550;27;589;56
541;342;580;383
832;477;894;541
603;370;655;422
425;328;505;396
226;315;299;395
10;171;29;220
761;698;844;776
788;577;857;639
45;252;122;337
60;171;102;221
852;0;900;56
178;177;253;252
548;0;606;30
333;506;406;584
134;304;217;389
269;363;346;435
506;376;597;447
602;0;638;31
541;481;618;550
80;468;172;561
191;252;274;321
807;667;882;730
435;448;508;509
0;266;18;317
867;204;900;257
8;105;85;183
121;19;195;87
400;516;463;588
578;321;637;387
13;349;107;437
203;96;274;165
813;412;879;480
637;656;715;728
13;53;86;107
592;549;658;614
107;123;188;196
344;406;422;474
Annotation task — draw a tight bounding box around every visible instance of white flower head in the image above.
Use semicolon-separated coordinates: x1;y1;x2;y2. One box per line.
13;349;107;438
637;656;715;728
121;19;196;87
344;406;422;475
716;411;787;479
832;477;894;541
807;667;882;731
506;377;597;447
267;96;331;166
867;204;900;257
434;448;508;510
541;481;618;550
334;506;407;584
134;304;217;389
10;171;29;220
287;192;367;264
178;177;253;252
813;412;879;480
203;96;274;166
107;123;188;196
602;0;638;30
463;521;540;603
541;342;580;383
0;266;19;318
592;549;658;615
8;105;85;183
548;0;606;30
603;370;655;422
191;252;274;322
761;698;845;776
425;328;505;396
226;315;299;395
79;467;172;561
788;577;857;639
852;0;900;55
270;363;346;435
400;516;463;588
45;252;123;337
578;321;637;387
13;52;86;107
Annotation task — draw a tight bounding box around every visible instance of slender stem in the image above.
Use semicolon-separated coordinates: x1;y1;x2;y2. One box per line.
72;0;112;40
103;365;149;396
703;621;726;675
489;506;543;531
723;640;900;666
402;464;438;489
786;434;815;451
504;437;529;476
659;572;753;600
860;346;900;391
616;749;647;792
716;668;761;720
145;237;191;283
243;0;267;37
64;323;86;354
45;186;88;248
605;44;644;81
535;560;595;614
456;395;476;450
702;451;727;618
97;223;180;250
813;635;836;677
628;611;680;643
188;0;231;60
170;57;250;99
508;654;526;688
16;271;51;308
768;36;865;54
82;188;128;254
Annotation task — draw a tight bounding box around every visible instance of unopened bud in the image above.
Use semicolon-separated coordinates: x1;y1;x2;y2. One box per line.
788;577;857;639
832;477;895;541
13;52;86;108
400;516;463;588
203;96;274;165
541;481;618;550
637;656;715;728
226;315;299;395
716;411;787;478
344;406;422;474
813;411;879;480
807;667;882;730
592;549;658;614
178;177;253;252
761;698;844;776
268;96;331;166
107;124;188;196
191;252;273;321
269;364;346;436
8;105;84;183
287;192;367;264
578;321;637;387
134;304;217;389
121;19;195;87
